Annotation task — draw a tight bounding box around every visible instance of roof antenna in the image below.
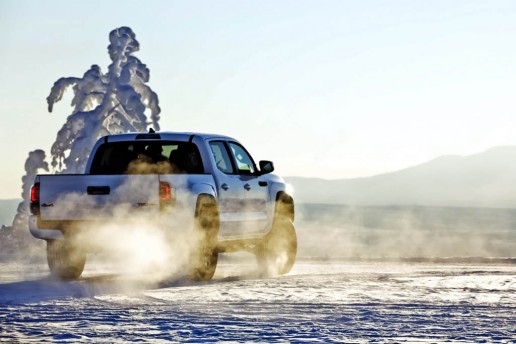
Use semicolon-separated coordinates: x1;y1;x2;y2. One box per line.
149;128;155;133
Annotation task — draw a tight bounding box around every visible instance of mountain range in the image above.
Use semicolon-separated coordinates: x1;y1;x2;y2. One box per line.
285;146;516;208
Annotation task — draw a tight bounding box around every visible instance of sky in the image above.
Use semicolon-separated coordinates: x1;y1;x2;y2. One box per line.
1;0;516;199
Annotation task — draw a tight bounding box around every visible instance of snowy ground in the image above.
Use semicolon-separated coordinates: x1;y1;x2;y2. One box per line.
1;255;515;343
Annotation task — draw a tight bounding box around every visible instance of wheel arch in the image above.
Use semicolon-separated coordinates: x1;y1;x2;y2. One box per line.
189;182;217;216
275;191;295;223
194;193;218;217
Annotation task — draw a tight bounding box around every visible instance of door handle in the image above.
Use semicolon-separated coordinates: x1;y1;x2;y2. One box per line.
221;183;229;191
244;183;251;191
87;186;110;195
259;181;268;187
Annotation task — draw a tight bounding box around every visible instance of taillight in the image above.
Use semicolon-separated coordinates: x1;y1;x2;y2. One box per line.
30;183;40;215
30;183;40;202
159;181;174;210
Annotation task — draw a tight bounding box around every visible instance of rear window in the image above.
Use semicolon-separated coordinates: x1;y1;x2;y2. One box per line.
90;141;204;175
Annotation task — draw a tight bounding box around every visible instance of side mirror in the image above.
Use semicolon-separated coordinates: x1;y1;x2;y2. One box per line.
259;160;274;175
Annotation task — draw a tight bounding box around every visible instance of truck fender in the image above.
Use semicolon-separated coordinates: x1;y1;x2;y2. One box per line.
270;182;295;222
187;183;217;214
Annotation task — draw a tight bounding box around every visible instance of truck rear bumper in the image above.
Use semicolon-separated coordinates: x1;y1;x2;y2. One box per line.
29;215;64;240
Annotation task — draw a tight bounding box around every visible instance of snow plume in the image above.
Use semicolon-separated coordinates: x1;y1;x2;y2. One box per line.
47;26;161;173
76;214;195;282
47;176;199;281
295;204;516;261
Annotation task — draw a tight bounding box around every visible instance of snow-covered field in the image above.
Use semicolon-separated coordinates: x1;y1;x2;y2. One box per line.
1;255;515;343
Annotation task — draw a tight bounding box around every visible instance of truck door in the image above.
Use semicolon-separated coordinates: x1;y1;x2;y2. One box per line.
227;142;270;235
208;141;247;237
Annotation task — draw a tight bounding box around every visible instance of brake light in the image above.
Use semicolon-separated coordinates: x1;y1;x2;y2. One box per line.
30;183;40;203
30;183;40;215
159;181;174;210
160;182;171;201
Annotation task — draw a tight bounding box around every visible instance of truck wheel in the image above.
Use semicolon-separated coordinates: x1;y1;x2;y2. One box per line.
257;216;297;276
191;197;219;281
46;240;86;280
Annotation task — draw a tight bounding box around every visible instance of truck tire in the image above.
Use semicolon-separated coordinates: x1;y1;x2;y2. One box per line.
191;196;219;281
257;195;297;276
46;240;86;280
257;213;297;276
256;193;297;276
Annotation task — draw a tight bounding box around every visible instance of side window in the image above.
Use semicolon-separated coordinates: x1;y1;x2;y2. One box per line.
229;142;256;175
209;141;234;174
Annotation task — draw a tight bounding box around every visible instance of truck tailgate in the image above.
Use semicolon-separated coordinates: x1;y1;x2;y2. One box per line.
39;175;160;221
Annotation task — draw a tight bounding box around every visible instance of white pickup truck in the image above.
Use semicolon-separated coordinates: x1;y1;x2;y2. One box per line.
29;131;296;280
